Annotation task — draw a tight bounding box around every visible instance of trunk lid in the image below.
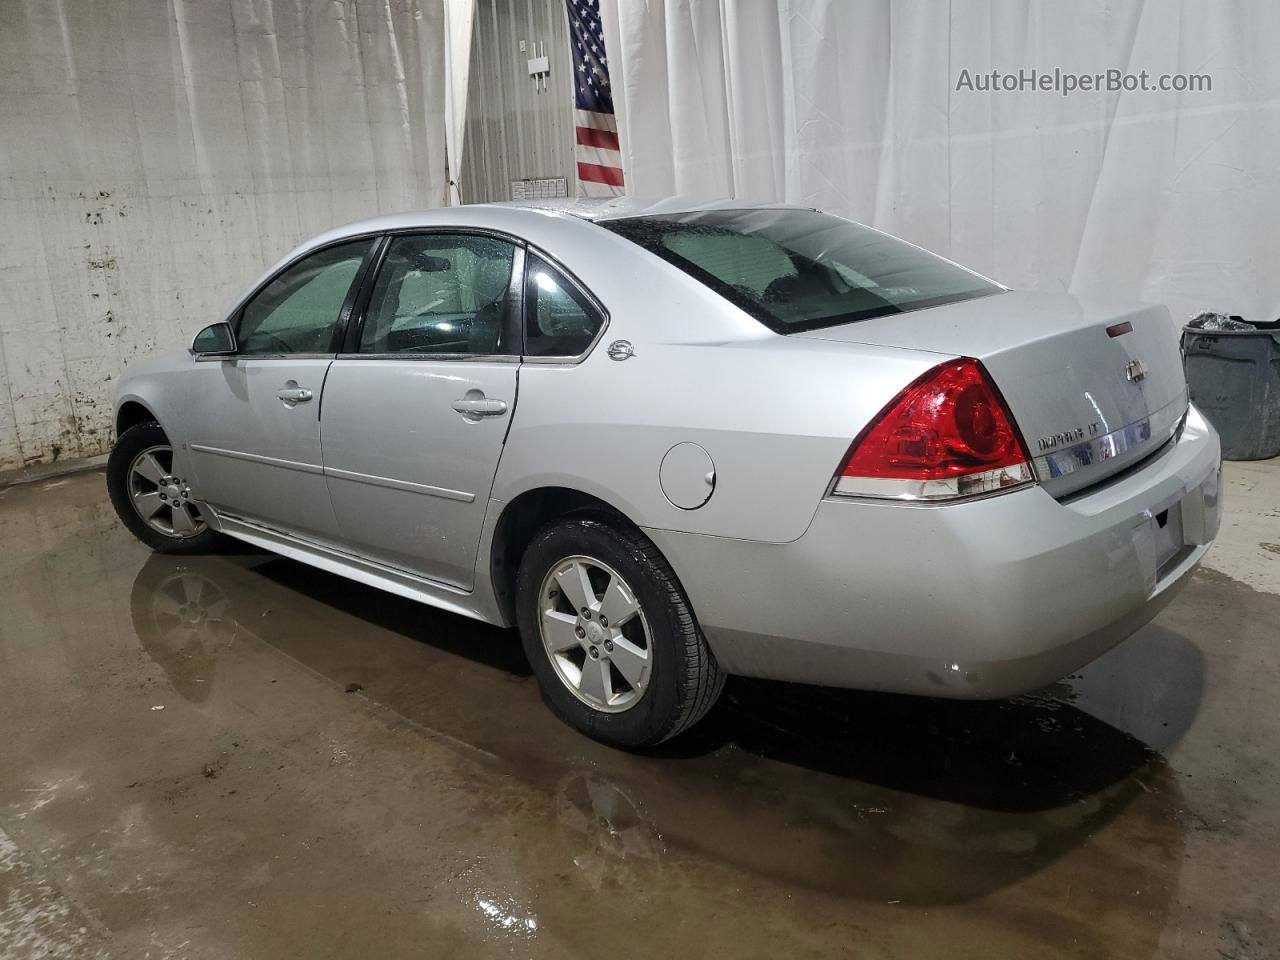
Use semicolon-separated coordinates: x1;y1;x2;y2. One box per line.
793;291;1188;498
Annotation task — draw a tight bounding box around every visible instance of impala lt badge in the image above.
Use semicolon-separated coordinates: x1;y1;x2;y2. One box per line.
1036;420;1101;452
1126;359;1148;382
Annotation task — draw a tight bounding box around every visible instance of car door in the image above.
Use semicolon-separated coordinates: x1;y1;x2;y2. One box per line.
319;231;523;588
183;237;376;545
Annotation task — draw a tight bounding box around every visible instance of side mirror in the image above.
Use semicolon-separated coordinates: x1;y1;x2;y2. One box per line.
191;321;236;356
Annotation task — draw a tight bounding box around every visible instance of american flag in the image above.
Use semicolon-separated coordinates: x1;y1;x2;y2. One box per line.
566;0;624;196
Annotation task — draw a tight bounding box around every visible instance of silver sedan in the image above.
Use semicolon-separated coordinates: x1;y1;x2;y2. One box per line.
107;200;1222;746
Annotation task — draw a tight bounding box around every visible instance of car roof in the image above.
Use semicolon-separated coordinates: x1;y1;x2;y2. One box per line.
261;198;817;294
272;197;819;276
319;197;814;240
477;196;815;222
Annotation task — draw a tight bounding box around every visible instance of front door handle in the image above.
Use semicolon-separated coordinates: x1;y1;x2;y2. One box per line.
277;386;313;406
452;397;508;419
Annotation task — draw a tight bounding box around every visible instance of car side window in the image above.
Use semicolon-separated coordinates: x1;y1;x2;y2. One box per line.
237;240;372;355
524;254;604;357
359;234;518;355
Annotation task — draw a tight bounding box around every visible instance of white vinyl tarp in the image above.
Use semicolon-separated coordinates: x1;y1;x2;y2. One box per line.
0;0;450;471
600;0;1280;324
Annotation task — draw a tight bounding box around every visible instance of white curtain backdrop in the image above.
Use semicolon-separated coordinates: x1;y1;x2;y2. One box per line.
443;0;475;204
0;0;449;471
599;0;1280;324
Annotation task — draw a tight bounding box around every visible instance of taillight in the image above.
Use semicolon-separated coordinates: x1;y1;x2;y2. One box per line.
832;357;1034;501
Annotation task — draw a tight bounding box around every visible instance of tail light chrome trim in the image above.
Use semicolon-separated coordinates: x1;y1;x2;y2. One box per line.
833;462;1034;501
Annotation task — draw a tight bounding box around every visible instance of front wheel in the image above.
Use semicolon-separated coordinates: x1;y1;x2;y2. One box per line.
515;516;724;747
107;421;218;555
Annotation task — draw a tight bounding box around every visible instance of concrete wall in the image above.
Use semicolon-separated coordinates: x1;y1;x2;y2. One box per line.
0;0;449;471
460;0;575;203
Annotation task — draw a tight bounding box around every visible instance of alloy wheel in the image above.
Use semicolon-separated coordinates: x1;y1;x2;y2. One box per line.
538;556;652;713
127;445;207;539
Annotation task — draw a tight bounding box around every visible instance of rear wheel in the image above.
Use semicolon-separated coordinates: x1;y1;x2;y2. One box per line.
107;421;217;554
515;515;724;747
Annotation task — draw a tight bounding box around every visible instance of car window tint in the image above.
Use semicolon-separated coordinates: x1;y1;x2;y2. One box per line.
664;231;795;297
237;240;372;355
601;210;1001;334
359;234;517;355
524;254;604;357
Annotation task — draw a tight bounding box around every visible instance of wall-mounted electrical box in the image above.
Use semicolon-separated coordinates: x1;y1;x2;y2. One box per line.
527;40;550;91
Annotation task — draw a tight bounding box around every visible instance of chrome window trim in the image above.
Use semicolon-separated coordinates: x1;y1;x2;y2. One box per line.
383;225;526;244
334;353;521;363
195;352;336;362
523;353;604;365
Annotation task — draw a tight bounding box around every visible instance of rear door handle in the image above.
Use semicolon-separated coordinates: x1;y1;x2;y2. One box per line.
452;397;508;418
277;386;313;406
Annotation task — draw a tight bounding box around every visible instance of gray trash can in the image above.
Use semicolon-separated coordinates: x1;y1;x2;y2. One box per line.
1181;319;1280;460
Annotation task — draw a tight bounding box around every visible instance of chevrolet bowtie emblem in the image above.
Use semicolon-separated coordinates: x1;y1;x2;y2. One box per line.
1125;359;1148;382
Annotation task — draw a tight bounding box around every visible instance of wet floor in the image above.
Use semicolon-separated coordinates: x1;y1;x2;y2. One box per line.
0;470;1277;959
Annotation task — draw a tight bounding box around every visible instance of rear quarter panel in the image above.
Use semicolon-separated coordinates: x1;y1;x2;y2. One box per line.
492;225;945;543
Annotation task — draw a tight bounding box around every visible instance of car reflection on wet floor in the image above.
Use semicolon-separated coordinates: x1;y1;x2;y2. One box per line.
2;470;1274;959
130;549;1199;905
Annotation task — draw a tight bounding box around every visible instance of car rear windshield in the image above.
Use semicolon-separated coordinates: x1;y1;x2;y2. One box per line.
600;208;1002;334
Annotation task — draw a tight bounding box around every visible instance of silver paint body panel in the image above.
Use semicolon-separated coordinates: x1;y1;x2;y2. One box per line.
181;357;342;545
320;357;518;588
114;202;1222;699
644;405;1221;697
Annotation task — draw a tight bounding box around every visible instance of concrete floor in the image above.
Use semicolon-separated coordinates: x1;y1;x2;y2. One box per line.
0;465;1277;959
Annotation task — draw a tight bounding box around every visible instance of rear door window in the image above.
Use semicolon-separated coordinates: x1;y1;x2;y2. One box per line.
358;234;518;355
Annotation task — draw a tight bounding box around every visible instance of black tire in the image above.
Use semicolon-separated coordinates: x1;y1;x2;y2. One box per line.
107;421;218;555
515;515;725;748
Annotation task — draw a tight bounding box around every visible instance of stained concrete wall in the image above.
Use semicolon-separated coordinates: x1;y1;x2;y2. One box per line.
0;0;449;471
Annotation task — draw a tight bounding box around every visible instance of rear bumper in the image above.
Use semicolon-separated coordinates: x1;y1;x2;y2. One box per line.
644;405;1222;699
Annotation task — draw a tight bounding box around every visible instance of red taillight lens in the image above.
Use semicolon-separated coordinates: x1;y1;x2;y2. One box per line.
833;358;1034;500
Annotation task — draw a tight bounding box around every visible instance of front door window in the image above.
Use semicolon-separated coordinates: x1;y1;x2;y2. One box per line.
237;239;372;355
